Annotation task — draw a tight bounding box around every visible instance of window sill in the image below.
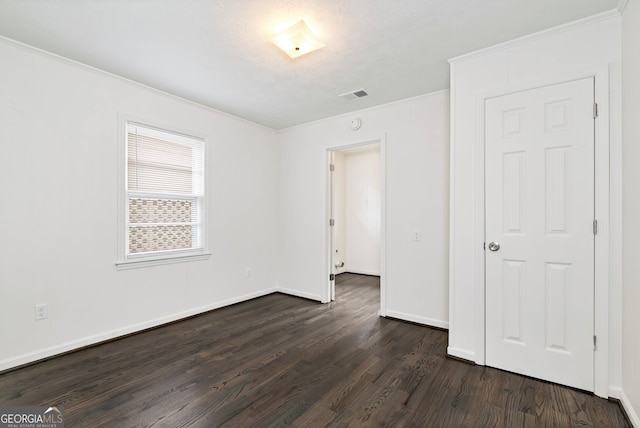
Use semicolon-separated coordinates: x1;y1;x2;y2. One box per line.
116;252;211;270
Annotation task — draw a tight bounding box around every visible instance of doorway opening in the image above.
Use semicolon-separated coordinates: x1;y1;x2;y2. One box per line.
327;141;384;314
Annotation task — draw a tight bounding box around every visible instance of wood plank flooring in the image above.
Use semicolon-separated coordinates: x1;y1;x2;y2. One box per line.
0;273;630;427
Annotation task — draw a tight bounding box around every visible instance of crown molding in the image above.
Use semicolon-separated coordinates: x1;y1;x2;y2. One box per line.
617;0;629;14
449;8;621;64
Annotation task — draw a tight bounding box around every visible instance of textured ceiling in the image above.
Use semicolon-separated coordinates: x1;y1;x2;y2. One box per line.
0;0;620;129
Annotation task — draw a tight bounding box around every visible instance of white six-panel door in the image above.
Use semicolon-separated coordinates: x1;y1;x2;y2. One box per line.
485;77;595;391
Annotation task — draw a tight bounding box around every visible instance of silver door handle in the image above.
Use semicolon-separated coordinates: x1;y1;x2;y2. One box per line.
488;242;500;252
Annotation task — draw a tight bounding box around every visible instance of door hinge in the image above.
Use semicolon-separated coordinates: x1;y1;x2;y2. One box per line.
329;163;335;172
593;102;598;119
594;335;597;351
329;218;335;227
483;242;486;251
330;273;335;281
593;219;598;235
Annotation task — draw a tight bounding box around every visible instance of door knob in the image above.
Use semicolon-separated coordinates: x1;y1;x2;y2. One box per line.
488;242;500;252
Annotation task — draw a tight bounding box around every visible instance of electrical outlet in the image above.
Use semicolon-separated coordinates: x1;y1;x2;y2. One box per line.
245;268;251;278
413;230;421;241
35;304;48;320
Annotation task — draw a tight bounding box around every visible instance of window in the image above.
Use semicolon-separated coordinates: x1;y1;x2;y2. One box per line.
120;121;206;266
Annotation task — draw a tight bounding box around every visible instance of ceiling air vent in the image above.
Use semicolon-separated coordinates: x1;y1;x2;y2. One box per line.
339;88;369;101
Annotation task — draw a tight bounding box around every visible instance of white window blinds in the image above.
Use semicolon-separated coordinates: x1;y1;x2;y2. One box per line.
125;122;205;258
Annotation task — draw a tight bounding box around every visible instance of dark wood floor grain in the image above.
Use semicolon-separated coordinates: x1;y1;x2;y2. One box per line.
0;273;630;427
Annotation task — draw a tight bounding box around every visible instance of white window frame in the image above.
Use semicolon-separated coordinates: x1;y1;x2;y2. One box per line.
116;117;210;269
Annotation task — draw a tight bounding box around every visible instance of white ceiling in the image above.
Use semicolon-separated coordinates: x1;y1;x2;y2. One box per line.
0;0;619;129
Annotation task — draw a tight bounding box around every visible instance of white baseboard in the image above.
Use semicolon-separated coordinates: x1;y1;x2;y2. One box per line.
384;310;449;330
342;269;380;276
276;287;323;302
447;346;476;363
609;386;623;400
0;287;279;372
619;388;640;427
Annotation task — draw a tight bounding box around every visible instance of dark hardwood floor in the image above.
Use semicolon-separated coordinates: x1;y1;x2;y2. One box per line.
0;273;630;427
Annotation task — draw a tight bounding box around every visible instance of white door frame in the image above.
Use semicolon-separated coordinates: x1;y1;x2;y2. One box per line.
474;68;611;397
324;136;387;316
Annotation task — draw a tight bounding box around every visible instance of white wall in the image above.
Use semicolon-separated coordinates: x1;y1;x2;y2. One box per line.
448;11;622;398
278;91;450;327
344;149;381;276
621;0;640;425
0;38;279;371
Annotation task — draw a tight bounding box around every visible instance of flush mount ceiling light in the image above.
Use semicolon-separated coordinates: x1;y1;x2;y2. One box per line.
271;20;325;59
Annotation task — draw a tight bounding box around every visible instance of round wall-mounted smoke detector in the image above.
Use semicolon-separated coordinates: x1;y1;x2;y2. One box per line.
350;118;362;131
